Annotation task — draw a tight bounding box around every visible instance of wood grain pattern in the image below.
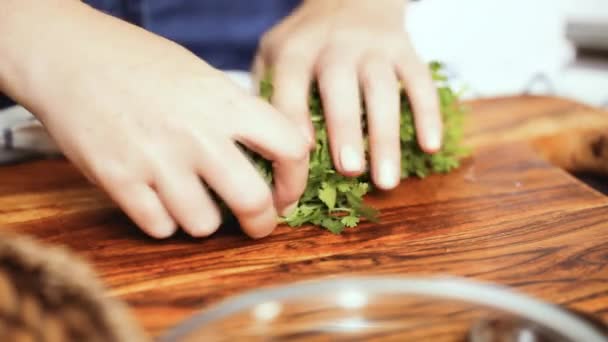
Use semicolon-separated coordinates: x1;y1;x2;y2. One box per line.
0;96;607;337
463;95;608;175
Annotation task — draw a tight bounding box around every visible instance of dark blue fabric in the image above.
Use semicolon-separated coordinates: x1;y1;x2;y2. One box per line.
0;96;13;109
84;0;301;70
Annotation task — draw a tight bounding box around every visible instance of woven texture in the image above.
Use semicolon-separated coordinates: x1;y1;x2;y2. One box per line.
0;233;148;342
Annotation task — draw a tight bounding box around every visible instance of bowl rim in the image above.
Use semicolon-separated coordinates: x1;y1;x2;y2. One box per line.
160;276;606;342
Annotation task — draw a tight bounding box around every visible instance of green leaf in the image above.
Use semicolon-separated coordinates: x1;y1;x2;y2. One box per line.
225;62;468;234
322;218;345;234
337;182;352;193
351;182;369;197
341;216;359;228
318;182;337;210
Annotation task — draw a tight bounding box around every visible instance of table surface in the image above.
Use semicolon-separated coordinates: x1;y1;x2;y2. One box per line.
0;96;607;337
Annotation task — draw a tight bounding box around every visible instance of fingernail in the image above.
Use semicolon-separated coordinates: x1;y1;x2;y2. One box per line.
281;201;299;217
340;145;363;173
425;130;442;152
378;160;399;190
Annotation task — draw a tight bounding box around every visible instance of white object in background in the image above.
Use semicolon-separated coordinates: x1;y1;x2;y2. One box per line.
0;106;60;164
552;59;608;109
406;0;608;108
406;0;574;99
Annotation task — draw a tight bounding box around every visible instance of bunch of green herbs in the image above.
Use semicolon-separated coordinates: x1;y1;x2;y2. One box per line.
249;62;467;233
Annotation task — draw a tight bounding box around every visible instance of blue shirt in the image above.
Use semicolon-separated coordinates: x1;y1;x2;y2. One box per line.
85;0;301;70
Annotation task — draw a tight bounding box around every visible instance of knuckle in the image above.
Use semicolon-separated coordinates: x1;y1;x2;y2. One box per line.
401;58;428;75
317;50;339;70
394;39;416;57
282;184;306;205
360;66;378;90
384;34;407;49
264;43;310;67
259;32;276;52
130;201;158;225
235;189;273;217
316;45;343;68
372;129;399;147
277;41;308;60
94;161;135;188
284;139;310;163
128;197;171;237
361;72;397;100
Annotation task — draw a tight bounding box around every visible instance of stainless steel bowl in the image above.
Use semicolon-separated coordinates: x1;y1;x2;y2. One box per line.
161;276;607;342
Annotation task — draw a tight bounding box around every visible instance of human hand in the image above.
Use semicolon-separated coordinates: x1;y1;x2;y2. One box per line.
0;2;309;239
254;0;442;190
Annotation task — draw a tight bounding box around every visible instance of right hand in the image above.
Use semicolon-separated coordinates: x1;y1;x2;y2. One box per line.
1;2;309;239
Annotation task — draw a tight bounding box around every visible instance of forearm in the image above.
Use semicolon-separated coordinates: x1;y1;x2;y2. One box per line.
0;0;211;121
0;0;85;110
301;0;407;13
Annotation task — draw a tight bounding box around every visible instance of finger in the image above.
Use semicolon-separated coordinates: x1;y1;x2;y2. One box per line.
154;167;222;238
360;57;401;190
250;54;266;96
396;59;442;153
197;139;278;239
106;182;177;239
271;55;315;148
233;100;309;217
317;57;365;176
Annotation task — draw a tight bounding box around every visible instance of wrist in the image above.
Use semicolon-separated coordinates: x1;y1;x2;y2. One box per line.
300;0;406;26
0;1;87;112
0;1;214;122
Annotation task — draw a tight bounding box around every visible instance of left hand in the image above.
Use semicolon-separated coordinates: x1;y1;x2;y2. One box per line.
254;0;442;190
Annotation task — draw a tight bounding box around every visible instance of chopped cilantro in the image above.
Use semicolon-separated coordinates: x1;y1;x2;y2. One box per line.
246;62;467;233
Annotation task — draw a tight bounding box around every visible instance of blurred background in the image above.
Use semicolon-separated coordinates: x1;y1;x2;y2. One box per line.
227;0;608;108
406;0;608;107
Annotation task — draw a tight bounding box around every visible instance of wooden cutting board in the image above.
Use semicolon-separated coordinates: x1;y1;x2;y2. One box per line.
0;96;607;336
